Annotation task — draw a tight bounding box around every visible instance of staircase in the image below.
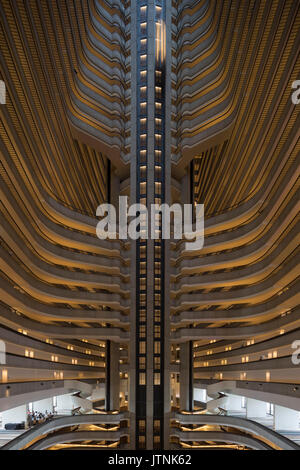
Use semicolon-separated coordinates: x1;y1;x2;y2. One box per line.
205;381;237;414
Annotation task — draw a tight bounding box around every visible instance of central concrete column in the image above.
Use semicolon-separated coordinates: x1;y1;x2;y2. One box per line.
128;0;138;450
129;0;172;449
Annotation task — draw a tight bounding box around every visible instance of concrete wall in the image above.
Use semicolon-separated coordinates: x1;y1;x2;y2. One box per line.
246;398;267;418
194;388;207;403
32;398;53;414
56;394;75;414
225;394;244;412
274;405;300;431
0;404;27;428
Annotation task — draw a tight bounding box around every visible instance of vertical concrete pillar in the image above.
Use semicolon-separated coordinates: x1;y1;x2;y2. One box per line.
109;167;120;212
106;341;120;411
180;342;193;410
120;378;127;408
179;166;194;413
181;167;192;206
274;405;300;431
246;398;267;418
110;342;120;410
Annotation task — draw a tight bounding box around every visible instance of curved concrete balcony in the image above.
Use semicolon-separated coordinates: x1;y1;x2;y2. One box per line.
171;281;298;324
0;204;126;274
72;69;126;115
5;350;105;372
171;429;272;450
4;342;104;370
1;221;129;286
194;380;300;412
177;24;296;116
70;96;125;140
27;430;128;450
41;189;116;236
0;254;129;309
173;413;300;450
172;189;298;273
176;0;212;41
176;9;253;151
0;182;124;258
0;147;128;244
4;353;104;374
175;84;297;183
177;31;228;93
0;171;129;274
177;4;244;97
172;224;298;294
172;256;298;309
0;145;104;238
0;325;105;362
2;0;128;172
171;308;300;341
194;355;300;377
0;241;128;294
0;29;127;192
0;285;128;324
178;62;235;119
194;329;300;364
0;304;129;340
2;414;128;450
92;3;127;45
0;380;96;413
172;151;298;258
66;50;127;152
174;14;298;176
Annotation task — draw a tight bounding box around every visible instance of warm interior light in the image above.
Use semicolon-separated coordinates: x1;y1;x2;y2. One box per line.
1;369;8;382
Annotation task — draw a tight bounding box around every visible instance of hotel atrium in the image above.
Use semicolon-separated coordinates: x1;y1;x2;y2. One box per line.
0;0;299;451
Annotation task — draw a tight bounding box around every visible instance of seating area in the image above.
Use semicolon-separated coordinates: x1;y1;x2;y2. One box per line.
27;411;55;428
